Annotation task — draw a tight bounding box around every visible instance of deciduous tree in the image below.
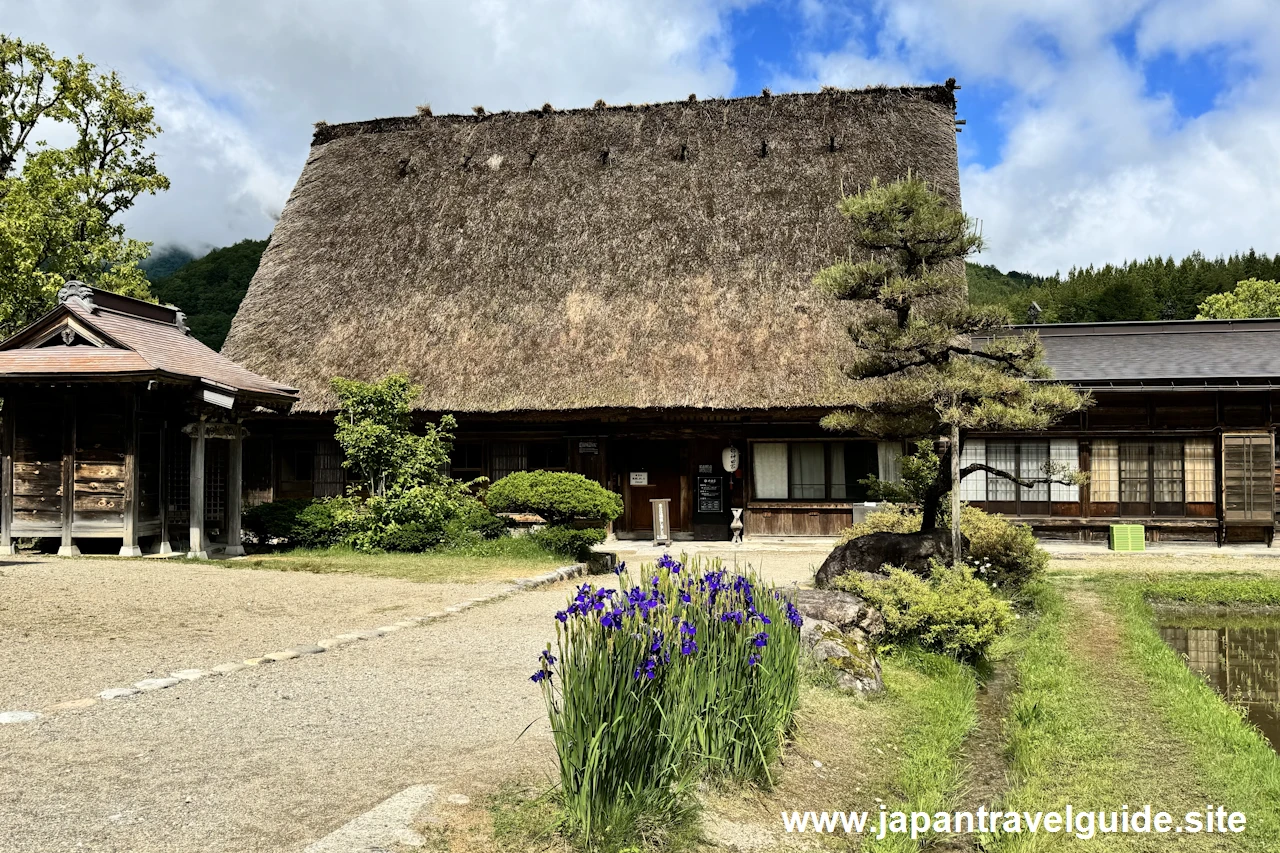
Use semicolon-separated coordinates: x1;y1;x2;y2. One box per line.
0;35;169;334
1196;278;1280;320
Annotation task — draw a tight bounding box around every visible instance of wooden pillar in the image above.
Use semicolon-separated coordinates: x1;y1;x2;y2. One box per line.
0;406;13;556
150;424;172;554
188;421;208;559
57;394;80;557
224;425;245;557
120;390;142;557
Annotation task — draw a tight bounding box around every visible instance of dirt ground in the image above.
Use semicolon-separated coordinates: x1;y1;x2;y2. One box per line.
0;556;570;853
0;555;512;709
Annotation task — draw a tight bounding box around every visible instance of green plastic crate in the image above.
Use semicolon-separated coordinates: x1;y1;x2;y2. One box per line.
1110;524;1146;552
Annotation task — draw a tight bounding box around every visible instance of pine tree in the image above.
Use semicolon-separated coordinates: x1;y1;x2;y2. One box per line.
814;175;1087;555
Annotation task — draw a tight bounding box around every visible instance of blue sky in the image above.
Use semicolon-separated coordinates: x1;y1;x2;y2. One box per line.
8;0;1280;274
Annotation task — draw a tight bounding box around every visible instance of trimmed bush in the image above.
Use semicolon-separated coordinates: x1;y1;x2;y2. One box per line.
836;559;1013;660
485;471;622;525
532;554;802;846
839;504;1047;589
530;525;606;561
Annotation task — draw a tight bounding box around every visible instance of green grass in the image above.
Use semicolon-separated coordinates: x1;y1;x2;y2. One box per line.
1135;574;1280;607
1103;575;1280;849
228;536;566;584
989;581;1129;851
864;648;978;852
991;575;1280;851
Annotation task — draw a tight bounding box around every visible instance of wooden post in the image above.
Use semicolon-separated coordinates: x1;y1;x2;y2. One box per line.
188;421;207;559
951;424;963;564
150;424;172;554
58;393;80;557
120;389;141;557
224;424;245;556
0;406;12;556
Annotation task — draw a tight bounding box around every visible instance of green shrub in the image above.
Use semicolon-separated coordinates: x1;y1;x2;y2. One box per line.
293;500;340;548
327;484;508;553
837;559;1014;660
243;499;313;543
377;522;436;553
530;525;606;560
839;504;1047;590
960;505;1047;589
243;499;339;548
485;471;622;525
533;555;802;847
840;504;922;540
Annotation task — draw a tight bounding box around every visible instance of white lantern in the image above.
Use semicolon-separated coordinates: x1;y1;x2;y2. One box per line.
721;445;741;473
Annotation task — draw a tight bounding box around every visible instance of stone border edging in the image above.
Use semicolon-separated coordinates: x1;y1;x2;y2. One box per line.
0;563;586;723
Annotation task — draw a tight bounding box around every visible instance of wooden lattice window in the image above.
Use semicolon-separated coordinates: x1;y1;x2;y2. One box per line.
1223;433;1274;524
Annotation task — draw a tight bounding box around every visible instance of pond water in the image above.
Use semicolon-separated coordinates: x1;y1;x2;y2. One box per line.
1156;609;1280;751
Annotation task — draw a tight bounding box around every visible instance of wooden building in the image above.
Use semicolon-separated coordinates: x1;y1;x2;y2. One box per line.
962;319;1280;544
221;84;962;539
0;284;296;557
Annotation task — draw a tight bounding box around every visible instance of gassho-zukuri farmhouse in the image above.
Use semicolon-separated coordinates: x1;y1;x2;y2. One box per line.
1;82;1278;556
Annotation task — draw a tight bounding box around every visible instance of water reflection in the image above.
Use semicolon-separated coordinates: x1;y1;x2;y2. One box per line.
1157;612;1280;751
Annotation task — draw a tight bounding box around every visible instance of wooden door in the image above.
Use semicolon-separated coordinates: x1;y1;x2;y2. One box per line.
623;441;683;533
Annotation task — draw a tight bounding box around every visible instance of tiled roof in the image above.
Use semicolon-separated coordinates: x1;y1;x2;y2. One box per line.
0;285;297;403
1024;318;1280;386
0;348;152;375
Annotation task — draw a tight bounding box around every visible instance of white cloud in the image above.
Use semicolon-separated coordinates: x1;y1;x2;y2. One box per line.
777;0;1280;273
4;0;741;251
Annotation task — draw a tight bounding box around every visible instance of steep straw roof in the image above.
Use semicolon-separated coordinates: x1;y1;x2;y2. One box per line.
223;84;961;413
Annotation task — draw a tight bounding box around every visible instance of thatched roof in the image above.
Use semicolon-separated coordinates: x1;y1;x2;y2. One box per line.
223;84;961;413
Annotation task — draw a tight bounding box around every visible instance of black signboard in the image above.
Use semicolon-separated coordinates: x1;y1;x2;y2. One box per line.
697;476;723;514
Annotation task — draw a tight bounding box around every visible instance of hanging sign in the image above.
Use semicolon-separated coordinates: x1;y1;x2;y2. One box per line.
629;471;649;486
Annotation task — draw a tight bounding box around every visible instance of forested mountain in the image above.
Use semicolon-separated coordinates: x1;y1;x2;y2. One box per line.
148;239;267;350
139;245;200;280
967;251;1280;323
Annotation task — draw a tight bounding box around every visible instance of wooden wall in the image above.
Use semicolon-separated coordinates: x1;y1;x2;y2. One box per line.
11;397;62;535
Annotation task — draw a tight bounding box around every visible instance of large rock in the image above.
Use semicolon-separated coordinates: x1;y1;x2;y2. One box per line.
814;530;960;589
792;589;885;639
798;615;884;696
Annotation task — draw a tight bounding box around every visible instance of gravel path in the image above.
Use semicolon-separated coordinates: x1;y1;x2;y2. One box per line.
0;556;510;708
0;577;573;853
609;544;827;589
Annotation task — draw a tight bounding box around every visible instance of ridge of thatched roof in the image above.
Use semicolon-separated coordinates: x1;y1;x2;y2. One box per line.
223;83;962;413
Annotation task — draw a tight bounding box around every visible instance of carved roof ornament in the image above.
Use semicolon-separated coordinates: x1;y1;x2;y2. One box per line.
174;309;191;336
57;281;97;313
60;327;76;345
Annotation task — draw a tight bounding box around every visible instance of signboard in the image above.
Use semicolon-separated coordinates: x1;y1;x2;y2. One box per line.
651;498;672;545
578;440;598;455
698;464;714;474
697;476;723;514
629;471;649;486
